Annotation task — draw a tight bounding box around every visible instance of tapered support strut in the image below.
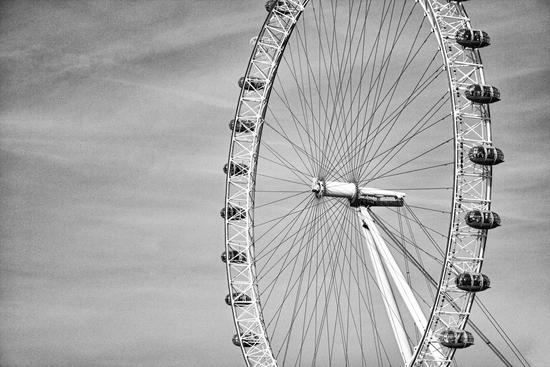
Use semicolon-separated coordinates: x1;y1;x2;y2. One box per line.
357;207;445;365
359;207;428;333
359;211;413;363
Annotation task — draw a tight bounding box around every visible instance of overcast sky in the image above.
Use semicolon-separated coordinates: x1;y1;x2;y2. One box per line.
0;1;548;366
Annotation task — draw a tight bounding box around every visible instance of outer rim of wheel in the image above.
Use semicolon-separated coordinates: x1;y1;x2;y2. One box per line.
223;1;496;366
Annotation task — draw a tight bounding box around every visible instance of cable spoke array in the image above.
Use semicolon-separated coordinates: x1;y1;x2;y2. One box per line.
222;1;528;366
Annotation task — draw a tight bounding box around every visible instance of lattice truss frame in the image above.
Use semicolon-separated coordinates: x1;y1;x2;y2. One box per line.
223;1;497;366
225;2;308;366
411;1;494;366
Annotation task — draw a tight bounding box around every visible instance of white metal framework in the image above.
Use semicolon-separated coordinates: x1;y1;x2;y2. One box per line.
223;1;501;366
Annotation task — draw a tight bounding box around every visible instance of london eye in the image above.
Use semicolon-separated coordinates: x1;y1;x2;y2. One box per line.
222;1;526;366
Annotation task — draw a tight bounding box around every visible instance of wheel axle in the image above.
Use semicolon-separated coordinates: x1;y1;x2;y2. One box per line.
311;179;406;207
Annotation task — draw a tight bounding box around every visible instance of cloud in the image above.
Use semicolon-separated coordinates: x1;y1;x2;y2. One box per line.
96;76;235;110
0;1;548;366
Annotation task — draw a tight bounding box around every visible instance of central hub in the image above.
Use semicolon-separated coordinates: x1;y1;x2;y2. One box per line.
311;180;357;199
311;178;406;207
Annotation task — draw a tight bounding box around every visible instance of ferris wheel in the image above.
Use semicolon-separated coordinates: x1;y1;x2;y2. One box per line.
222;0;509;366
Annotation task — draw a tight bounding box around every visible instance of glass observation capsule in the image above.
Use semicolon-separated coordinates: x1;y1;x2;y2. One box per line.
265;0;291;14
229;118;257;133
456;272;491;292
469;145;504;165
456;29;491;48
223;162;248;176
439;329;474;349
225;293;253;306
238;76;266;91
221;249;248;264
465;210;501;230
465;84;500;104
220;205;246;220
232;333;261;347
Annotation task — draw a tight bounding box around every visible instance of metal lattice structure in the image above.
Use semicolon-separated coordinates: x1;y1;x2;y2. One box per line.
223;1;503;366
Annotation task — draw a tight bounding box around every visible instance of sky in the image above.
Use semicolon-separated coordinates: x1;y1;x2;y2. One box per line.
0;1;549;366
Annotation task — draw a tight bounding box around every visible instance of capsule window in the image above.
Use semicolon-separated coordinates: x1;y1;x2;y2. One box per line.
472;274;481;286
467;211;481;223
472;147;483;158
473;31;481;42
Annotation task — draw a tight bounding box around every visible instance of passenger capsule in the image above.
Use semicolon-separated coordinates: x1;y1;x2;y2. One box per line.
265;0;291;14
439;329;474;349
232;333;261;347
220;205;246;220
456;29;491;48
238;76;266;91
465;84;500;104
456;272;491;292
465;210;501;230
229;118;257;133
225;293;253;306
223;162;249;176
221;249;248;264
468;145;504;165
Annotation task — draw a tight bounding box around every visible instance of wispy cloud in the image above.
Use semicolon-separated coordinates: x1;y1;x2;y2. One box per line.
0;1;548;366
97;76;235;109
